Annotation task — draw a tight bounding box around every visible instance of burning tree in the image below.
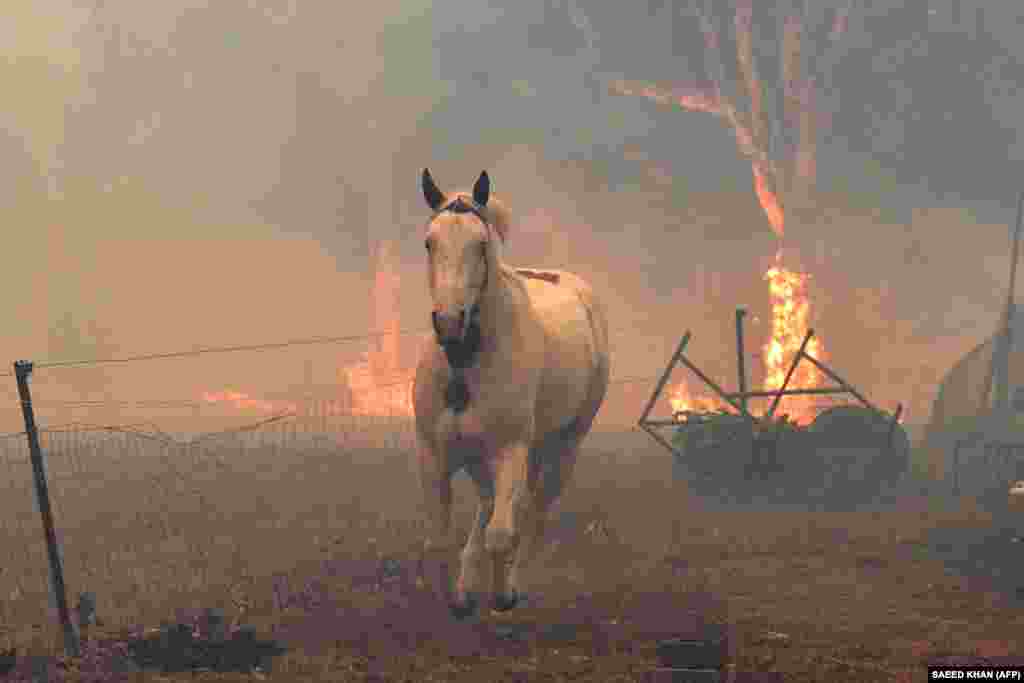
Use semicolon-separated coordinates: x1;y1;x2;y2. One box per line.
339;239;416;417
610;0;859;424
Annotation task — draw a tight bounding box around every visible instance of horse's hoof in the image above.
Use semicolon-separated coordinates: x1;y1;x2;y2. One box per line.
514;591;537;608
491;590;519;613
450;593;480;620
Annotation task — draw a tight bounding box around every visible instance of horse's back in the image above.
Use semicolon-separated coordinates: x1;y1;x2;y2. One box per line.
514;267;610;440
514;267;606;359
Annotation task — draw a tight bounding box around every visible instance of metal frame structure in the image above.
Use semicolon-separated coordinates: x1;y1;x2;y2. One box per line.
981;191;1024;412
948;190;1024;498
637;307;902;460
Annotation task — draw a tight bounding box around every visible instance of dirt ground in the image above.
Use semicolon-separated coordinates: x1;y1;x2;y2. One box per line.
1;428;1023;682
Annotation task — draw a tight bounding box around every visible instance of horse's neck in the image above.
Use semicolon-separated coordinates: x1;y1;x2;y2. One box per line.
476;262;520;347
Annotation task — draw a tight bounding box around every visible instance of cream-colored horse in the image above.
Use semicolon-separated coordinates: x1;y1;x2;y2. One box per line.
413;168;610;619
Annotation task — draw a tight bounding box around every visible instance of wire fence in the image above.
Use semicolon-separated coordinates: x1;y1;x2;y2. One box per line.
0;378;667;446
0;363;664;645
0;321;688;530
0;338;683;450
0;327;435;378
0;412;423;472
0;320;930;662
0;322;699;431
0;325;681;538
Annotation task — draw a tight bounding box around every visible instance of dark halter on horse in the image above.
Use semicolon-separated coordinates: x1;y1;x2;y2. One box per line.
434;196;492;413
439;196;489;225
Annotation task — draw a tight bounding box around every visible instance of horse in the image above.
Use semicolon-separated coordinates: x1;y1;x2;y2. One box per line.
413;168;610;619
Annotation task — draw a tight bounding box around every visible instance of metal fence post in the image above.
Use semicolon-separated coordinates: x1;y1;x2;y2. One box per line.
14;360;80;658
952;439;962;498
735;308;748;416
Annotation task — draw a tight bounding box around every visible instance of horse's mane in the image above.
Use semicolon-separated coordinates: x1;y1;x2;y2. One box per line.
450;191;511;243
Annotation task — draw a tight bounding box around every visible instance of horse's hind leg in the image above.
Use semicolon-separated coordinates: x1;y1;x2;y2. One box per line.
509;441;580;596
415;440;457;609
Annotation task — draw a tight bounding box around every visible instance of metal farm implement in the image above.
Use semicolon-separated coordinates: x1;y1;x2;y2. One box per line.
638;308;908;507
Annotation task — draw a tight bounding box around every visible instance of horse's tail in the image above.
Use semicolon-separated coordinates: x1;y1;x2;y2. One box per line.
570;275;611;433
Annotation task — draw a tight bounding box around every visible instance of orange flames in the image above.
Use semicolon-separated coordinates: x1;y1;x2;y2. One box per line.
201;390;298;416
762;254;828;424
338;350;415;417
666;252;828;426
608;80;721;116
610;4;835;426
668;378;725;417
615;78;828;424
342;240;415;417
201;240;416;419
752;165;784;238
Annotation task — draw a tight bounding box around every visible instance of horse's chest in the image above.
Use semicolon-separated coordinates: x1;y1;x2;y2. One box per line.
439;367;520;445
437;398;493;453
445;366;479;407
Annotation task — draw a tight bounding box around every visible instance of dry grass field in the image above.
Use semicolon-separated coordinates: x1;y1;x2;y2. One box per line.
1;422;1022;682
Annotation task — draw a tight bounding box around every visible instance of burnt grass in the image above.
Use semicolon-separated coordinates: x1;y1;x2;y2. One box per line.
1;427;1024;681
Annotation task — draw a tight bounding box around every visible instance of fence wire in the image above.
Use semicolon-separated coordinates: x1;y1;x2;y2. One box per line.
0;324;689;634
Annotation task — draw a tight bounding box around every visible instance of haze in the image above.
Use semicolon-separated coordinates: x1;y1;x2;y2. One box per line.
2;0;1022;433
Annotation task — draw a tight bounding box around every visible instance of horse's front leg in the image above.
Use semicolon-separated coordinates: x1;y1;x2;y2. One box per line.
454;459;495;619
415;441;457;610
485;440;533;612
453;497;493;619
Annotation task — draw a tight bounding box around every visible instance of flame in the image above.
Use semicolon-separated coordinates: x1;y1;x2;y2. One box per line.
734;0;766;151
668;378;725;418
346;239;416;417
370;241;402;384
200;240;416;419
608;80;719;115
752;164;784;238
613;9;868;427
201;390;298;415
339;350;414;417
664;252;829;426
616;76;826;423
762;255;828;425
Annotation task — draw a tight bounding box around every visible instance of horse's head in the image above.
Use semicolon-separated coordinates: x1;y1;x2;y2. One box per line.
421;168;492;351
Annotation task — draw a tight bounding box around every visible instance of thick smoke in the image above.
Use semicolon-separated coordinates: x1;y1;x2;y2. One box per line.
1;1;1022;430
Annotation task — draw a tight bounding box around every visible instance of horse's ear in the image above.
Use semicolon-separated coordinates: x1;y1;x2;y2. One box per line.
422;168;446;211
472;171;490;207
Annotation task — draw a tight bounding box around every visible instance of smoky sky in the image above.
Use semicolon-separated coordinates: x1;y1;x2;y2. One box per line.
1;0;1023;429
